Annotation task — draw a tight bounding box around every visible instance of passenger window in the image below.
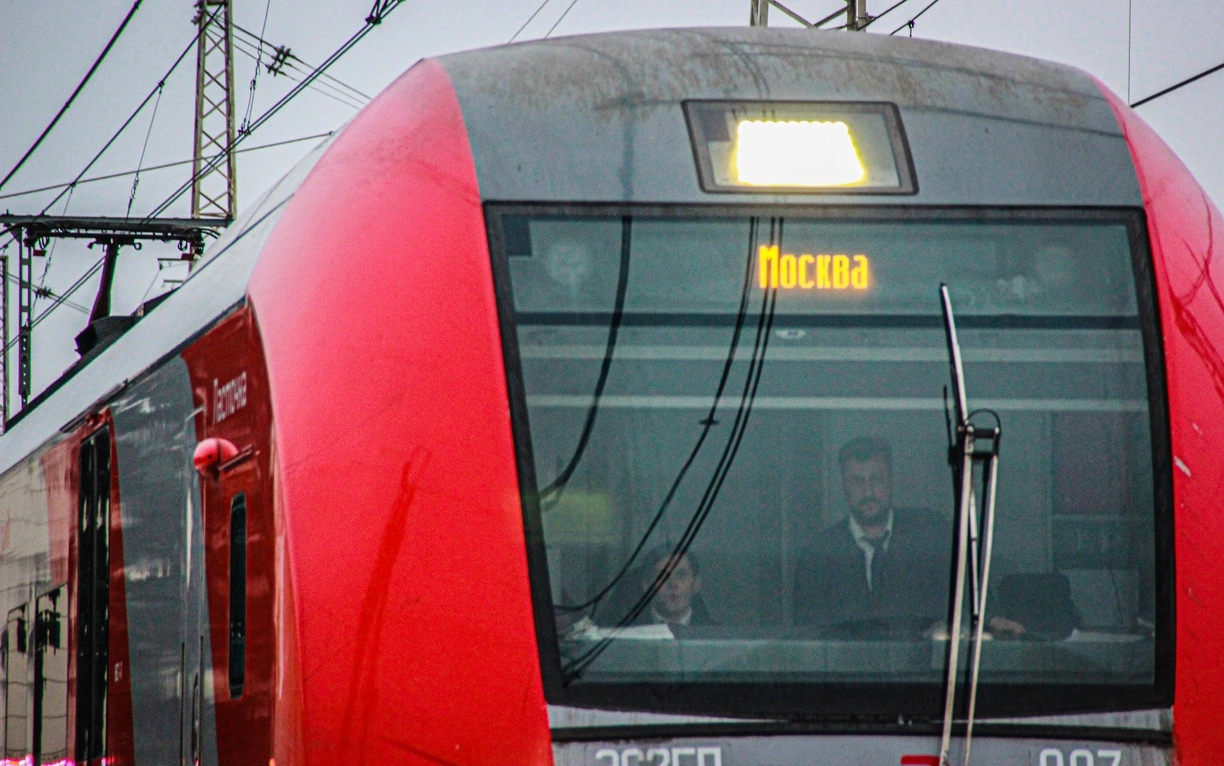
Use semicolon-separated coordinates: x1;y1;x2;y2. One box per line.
4;606;29;763
35;588;68;765
229;493;247;698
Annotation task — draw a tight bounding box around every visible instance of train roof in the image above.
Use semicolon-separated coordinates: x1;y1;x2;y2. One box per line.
0;27;1143;475
440;27;1141;206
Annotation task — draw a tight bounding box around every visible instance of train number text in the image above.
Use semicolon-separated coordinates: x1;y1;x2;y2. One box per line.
594;746;722;766
1038;749;1123;766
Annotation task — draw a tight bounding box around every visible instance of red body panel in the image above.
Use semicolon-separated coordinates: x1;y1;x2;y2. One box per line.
105;423;136;766
247;58;551;766
1100;84;1224;763
182;307;277;766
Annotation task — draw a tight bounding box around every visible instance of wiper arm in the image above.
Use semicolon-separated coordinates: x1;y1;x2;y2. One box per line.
937;284;1002;766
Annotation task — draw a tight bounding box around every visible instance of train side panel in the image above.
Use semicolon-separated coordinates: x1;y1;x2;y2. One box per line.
112;357;218;766
1101;86;1224;763
247;58;552;766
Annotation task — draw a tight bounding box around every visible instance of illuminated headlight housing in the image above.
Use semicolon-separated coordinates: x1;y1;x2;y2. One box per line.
684;101;916;194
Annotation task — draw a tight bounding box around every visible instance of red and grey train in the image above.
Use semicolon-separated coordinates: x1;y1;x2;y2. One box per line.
1;26;1221;766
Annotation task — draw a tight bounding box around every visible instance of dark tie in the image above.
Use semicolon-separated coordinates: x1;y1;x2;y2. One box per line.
864;530;892;589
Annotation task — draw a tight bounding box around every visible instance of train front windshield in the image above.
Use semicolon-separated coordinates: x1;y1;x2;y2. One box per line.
492;207;1169;718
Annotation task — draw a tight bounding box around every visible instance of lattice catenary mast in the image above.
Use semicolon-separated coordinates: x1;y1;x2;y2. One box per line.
191;0;237;222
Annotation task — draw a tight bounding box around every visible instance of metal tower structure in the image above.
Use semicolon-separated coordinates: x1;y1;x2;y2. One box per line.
1;255;7;430
749;0;870;30
0;216;222;422
191;0;237;222
750;0;770;26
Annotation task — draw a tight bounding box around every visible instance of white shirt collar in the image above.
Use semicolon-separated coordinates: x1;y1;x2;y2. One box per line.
848;509;894;590
848;509;894;548
651;606;693;626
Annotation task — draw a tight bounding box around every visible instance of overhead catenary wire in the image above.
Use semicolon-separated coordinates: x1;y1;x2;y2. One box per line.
544;0;582;38
231;35;366;110
889;0;946;35
126;82;165;218
231;35;366;111
859;0;916;29
1;269;91;316
33;184;77;310
145;0;408;220
232;22;371;102
231;35;367;108
0;133;335;202
1131;60;1224;108
239;0;276;134
0;0;143;192
0;17;213;357
1;256;109;357
0;28;202;256
509;0;553;42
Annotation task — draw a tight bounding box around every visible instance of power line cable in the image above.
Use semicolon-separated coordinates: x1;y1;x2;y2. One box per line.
509;0;553;42
232;36;366;110
859;0;916;29
0;25;204;348
240;0;276;134
6;2;383;341
33;184;77;310
0;0;143;192
553;219;763;616
544;0;581;37
0;133;335;202
232;35;367;109
0;30;199;256
126;82;165;218
1131;60;1224;108
146;0;407;220
232;23;371;101
2;256;108;357
1;269;90;315
564;221;781;680
1127;0;1133;104
267;54;369;106
889;0;945;35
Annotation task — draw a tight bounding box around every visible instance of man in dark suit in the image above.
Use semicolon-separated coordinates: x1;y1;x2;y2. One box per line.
794;437;952;636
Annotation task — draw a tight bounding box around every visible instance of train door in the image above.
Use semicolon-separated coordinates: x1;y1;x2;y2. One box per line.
183;306;272;766
76;429;111;766
5;605;30;763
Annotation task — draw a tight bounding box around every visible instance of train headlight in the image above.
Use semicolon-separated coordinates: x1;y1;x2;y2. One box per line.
685;101;916;194
734;119;865;187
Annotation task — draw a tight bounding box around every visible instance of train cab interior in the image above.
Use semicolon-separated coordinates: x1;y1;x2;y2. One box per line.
493;203;1168;718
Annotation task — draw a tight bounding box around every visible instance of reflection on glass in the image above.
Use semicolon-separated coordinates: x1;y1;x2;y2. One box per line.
503;210;1159;714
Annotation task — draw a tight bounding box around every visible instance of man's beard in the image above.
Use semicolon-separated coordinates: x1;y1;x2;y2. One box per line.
853;500;886;522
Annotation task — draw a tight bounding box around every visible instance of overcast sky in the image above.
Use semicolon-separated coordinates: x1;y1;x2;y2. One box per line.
1;0;1221;411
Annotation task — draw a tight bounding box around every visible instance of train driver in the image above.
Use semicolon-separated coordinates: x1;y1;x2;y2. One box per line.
793;437;952;636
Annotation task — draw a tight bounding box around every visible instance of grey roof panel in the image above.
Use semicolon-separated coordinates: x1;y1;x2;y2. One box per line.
439;28;1140;206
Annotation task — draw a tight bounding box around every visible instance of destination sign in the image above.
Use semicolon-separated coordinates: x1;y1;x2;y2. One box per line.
757;245;870;291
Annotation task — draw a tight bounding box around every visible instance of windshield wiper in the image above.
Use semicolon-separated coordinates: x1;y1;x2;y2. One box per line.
937;284;1002;766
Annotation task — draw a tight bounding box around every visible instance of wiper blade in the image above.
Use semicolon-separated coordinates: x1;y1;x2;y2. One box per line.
937;284;1002;766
